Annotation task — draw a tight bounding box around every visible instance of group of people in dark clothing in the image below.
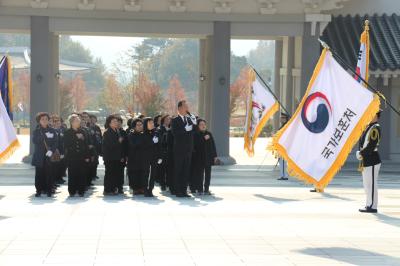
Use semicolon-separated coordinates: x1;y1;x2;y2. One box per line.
32;100;218;198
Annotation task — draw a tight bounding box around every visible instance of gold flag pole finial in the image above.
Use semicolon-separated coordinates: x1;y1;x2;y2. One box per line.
364;20;370;31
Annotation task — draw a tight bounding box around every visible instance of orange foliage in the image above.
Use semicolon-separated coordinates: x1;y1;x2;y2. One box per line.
135;73;164;116
164;74;186;115
230;66;250;115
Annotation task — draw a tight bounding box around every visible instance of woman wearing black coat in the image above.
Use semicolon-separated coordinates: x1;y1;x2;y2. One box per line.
158;115;171;191
191;119;218;195
32;112;58;197
116;116;128;194
142;117;162;197
102;115;125;195
127;118;146;194
64;114;90;197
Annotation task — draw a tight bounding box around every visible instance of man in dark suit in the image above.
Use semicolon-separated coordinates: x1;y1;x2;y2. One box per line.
171;100;197;197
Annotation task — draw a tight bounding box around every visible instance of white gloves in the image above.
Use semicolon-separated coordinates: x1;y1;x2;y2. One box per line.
188;114;197;125
152;136;159;143
185;124;193;132
46;151;53;157
157;159;163;165
356;151;363;161
45;132;54;138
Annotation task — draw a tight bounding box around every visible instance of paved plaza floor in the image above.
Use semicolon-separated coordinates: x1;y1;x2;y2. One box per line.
0;161;399;266
1;136;400;265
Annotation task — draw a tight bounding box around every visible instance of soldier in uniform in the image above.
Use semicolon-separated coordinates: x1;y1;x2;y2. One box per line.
356;109;382;213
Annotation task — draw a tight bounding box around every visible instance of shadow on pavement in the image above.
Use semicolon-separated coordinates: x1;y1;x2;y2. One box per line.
254;194;299;203
376;213;400;228
0;215;10;221
28;194;57;205
130;196;166;205
198;194;223;203
320;192;354;202
298;247;400;265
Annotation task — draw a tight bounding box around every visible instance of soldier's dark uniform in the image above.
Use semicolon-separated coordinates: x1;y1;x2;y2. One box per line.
357;115;382;213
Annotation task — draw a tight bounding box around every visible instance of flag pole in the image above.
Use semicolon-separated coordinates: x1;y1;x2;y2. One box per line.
318;39;400;117
249;65;292;117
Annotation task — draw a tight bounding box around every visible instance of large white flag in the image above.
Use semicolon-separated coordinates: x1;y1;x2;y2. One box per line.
244;67;279;156
271;49;380;189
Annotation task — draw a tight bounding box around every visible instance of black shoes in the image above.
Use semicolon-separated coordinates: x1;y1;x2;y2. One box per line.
176;193;191;198
359;207;378;213
144;191;154;197
277;177;288;181
310;188;324;193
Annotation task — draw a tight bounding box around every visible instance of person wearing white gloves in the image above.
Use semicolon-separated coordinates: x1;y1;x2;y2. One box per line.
357;109;382;213
32;112;59;197
171;100;197;197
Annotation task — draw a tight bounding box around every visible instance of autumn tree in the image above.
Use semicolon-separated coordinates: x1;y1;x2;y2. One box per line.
59;79;74;120
164;74;186;115
230;66;250;115
68;74;88;112
101;74;123;114
135;73;164;116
